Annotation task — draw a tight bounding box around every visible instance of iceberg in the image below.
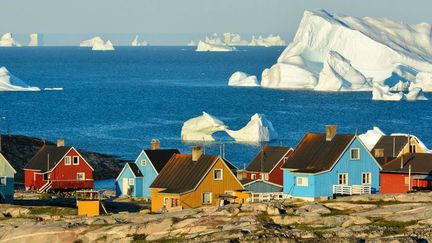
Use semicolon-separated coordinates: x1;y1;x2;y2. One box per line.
315;51;371;91
389;81;410;92
249;35;286;47
358;127;385;151
0;67;40;91
28;33;39;46
92;40;114;51
410;72;432;91
261;10;432;91
196;40;235;52
131;35;149;46
226;114;278;142
372;83;427;101
223;33;249;46
181;112;228;141
80;36;104;47
187;40;197;46
405;87;428;101
0;33;21;47
228;72;259;87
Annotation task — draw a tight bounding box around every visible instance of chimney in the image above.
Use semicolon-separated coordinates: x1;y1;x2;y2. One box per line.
192;146;202;162
57;139;65;147
325;125;337;141
151;139;160;150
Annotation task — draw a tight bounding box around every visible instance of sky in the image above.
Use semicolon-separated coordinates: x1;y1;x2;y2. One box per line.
1;0;431;45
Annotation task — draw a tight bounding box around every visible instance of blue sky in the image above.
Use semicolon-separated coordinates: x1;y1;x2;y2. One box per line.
1;0;431;44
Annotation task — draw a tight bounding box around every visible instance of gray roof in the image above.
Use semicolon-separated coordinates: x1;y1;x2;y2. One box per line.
24;145;71;172
143;149;180;173
246;146;292;173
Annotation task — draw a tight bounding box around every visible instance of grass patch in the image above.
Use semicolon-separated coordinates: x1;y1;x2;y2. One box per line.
369;218;417;236
29;206;76;215
127;233;146;242
323;208;351;217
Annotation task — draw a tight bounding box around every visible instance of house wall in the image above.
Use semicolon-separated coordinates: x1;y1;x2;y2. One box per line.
245;181;282;193
179;158;244;209
0;155;15;177
115;166;137;197
380;173;431;194
34;173;46;190
24;170;37;189
269;160;284;186
49;148;93;190
283;171;316;198
151;188;180;212
0;177;14;204
399;138;426;155
134;151;158;198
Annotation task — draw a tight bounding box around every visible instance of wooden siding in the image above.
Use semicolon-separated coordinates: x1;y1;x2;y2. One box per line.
244;181;282;193
0;177;14;204
380;173;432;194
135;151;158;198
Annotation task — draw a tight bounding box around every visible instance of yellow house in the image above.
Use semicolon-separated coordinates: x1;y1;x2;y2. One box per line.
150;146;249;212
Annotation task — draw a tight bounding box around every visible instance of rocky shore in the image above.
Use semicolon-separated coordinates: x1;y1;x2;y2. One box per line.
0;134;129;181
2;192;432;242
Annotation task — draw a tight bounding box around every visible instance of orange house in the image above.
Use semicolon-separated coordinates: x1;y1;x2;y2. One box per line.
150;146;249;212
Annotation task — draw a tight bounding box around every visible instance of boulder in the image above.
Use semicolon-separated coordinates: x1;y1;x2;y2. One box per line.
299;202;331;214
324;202;377;212
266;206;280;215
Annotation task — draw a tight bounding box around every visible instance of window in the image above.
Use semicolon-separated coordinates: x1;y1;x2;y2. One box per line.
350;148;360;160
163;197;169;206
77;172;85;181
296;177;308;186
263;173;269;181
141;160;146;166
73;156;79;165
171;198;179;207
404;176;410;185
0;176;6;186
374;149;384;158
362;172;372;184
202;192;212;204
214;169;223;180
410;145;416;153
251;174;257;180
338;173;348;185
64;156;71;165
128;178;135;186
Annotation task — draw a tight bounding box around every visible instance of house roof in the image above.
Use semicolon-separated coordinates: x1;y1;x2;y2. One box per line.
150;154;221;194
240;178;256;185
371;135;409;165
246;146;292;173
382;153;432;174
127;163;143;177
24;145;72;172
282;133;355;173
143;149;180;173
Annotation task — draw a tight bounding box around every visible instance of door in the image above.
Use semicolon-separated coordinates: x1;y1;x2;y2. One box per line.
122;178;129;195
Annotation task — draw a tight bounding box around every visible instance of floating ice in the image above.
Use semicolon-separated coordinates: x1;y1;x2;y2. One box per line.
28;33;39;46
389;81;410;92
0;33;21;47
405;87;428;101
92;40;114;51
80;36;104;47
131;35;148;46
223;33;249;46
181;112;228;141
249;35;286;47
358;127;385;151
410;72;432;92
226;114;278;142
372;83;427;101
0;67;40;91
228;72;259;87
196;40;235;52
261;10;432;91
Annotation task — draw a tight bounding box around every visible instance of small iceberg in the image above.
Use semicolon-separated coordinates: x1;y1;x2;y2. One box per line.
80;36;104;47
358;127;385;151
228;72;259;87
196;40;235;52
131;35;148;46
226;114;278;142
372;83;427;101
92;40;114;51
248;34;286;47
28;33;39;47
181;112;227;141
0;33;21;47
389;80;409;92
44;87;64;91
0;67;40;91
223;33;249;46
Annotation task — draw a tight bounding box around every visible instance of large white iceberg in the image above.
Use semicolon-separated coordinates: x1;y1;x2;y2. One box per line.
226;114;278;142
0;33;21;47
249;35;286;47
196;40;235;52
181;112;228;141
228;72;259;87
315;51;371;91
80;36;104;47
0;67;40;91
223;33;249;46
131;35;148;46
92;40;115;51
358;127;385;151
261;10;432;91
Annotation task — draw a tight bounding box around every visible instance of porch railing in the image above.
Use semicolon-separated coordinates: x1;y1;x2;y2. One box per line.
332;185;371;195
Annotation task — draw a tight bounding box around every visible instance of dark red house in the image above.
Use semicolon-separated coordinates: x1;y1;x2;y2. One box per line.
380;153;432;194
24;140;94;192
237;146;292;186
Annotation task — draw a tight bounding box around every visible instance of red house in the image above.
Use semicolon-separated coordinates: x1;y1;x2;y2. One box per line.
237;146;292;186
380;153;432;194
24;140;94;192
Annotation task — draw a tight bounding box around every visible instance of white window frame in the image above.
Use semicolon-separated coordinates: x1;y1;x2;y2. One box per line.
128;178;135;186
202;192;212;205
214;169;223;180
338;173;349;185
0;176;6;186
64;156;71;165
163;197;169;206
251;174;257;180
362;172;372;185
296;177;308;187
350;148;360;160
73;156;79;165
263;173;269;181
77;172;85;181
141;159;146;166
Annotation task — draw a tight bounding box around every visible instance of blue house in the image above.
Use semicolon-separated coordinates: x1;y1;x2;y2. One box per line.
116;140;179;198
241;179;284;202
282;126;382;200
0;153;16;204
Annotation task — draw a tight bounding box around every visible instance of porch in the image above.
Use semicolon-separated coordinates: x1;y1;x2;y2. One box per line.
332;185;371;195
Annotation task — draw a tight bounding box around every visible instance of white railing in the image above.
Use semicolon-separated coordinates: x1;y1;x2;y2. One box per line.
332;185;371;195
250;192;286;203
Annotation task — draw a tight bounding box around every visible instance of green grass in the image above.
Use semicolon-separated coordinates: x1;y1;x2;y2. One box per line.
322;208;351;217
369;218;418;236
29;206;77;215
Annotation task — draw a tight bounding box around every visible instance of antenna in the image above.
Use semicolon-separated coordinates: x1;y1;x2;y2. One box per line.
393;137;395;158
47;153;50;171
355;128;358;136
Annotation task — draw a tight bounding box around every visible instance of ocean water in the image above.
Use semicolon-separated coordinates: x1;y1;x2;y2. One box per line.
0;46;431;176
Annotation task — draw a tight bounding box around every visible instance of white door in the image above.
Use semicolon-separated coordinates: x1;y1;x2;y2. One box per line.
122;178;129;195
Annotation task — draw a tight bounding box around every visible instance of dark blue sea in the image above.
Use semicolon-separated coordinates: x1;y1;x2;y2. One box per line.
1;46;431;189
